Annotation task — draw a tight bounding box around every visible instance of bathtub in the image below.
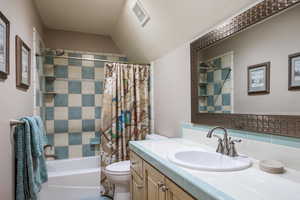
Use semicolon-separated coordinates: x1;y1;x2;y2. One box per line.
39;156;101;200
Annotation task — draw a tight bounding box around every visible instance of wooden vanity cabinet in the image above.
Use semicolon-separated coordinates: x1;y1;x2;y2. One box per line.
130;151;196;200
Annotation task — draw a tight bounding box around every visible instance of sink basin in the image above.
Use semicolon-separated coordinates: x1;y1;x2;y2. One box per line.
168;149;252;172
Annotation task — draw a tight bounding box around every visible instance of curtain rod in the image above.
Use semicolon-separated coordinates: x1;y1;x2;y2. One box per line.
35;54;150;65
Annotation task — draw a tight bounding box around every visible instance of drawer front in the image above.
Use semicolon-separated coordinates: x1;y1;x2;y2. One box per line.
130;151;144;178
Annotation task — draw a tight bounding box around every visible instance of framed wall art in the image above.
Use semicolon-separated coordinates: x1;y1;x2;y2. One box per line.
248;62;270;95
0;11;10;79
16;36;31;89
288;52;300;90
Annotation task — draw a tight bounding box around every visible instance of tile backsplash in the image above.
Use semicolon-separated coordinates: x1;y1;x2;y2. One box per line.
43;49;127;159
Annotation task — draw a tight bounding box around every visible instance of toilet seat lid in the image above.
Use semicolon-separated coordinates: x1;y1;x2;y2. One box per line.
106;160;130;174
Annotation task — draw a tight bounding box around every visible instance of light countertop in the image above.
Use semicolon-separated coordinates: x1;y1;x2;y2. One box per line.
129;139;300;200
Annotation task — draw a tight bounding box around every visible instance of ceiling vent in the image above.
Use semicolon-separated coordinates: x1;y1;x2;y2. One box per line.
132;0;150;27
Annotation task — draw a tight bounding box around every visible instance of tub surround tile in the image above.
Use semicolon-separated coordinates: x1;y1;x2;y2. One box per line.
54;107;68;120
82;120;95;132
54;94;68;107
54;65;68;78
69;132;82;145
82;54;94;67
83;144;95;157
68;120;82;132
82;94;95;106
54;57;68;66
46;121;54;134
68;94;82;106
95;68;104;79
68;107;82;119
54;80;68;93
45;107;54;120
55;146;69;159
54;133;69;146
54;120;69;133
82;132;95;144
69;145;83;158
95;81;103;94
68;66;82;79
82;67;95;79
82;81;95;94
82;107;95;119
95;107;102;119
44;49;127;159
68;80;82;94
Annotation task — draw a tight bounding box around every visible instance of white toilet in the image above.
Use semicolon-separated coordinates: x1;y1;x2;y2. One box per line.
104;134;168;200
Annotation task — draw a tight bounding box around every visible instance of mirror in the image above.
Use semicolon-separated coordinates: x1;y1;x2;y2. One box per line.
195;4;300;115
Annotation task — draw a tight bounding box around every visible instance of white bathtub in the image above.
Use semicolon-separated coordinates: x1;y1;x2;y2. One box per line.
39;156;101;200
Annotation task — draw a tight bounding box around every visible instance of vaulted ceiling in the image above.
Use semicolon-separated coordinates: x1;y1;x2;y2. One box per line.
34;0;259;61
34;0;126;35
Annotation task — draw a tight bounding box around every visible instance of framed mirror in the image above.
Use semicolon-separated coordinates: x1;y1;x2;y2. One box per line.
190;0;300;138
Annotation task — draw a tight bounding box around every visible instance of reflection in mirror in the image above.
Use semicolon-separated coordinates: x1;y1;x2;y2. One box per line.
196;4;300;115
198;52;233;113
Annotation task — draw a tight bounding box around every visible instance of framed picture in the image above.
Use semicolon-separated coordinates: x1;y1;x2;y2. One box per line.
248;62;270;95
16;36;31;89
288;53;300;90
0;12;10;79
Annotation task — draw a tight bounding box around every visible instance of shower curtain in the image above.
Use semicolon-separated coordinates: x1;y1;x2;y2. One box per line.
100;62;150;196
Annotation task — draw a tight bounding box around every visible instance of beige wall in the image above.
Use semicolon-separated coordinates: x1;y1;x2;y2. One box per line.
0;0;44;199
44;29;121;54
201;5;300;115
153;43;191;137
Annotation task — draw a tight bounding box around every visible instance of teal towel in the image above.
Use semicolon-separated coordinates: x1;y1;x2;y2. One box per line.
14;116;48;200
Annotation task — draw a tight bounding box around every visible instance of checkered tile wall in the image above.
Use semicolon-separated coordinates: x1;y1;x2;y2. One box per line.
198;52;233;113
43;49;128;159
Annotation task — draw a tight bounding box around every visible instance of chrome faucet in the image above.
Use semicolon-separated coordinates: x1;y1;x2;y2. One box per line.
207;127;241;157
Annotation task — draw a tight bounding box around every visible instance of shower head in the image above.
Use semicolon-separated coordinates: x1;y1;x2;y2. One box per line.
199;62;210;68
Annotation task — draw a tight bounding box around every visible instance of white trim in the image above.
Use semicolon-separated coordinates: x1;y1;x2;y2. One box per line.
150;61;155;133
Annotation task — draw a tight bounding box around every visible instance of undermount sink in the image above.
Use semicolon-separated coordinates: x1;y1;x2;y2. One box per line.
168;149;252;172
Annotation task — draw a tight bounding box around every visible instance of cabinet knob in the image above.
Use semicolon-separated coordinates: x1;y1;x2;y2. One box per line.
131;161;137;165
161;185;168;192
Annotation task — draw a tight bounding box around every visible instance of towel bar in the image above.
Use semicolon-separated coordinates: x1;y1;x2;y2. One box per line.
10;119;25;126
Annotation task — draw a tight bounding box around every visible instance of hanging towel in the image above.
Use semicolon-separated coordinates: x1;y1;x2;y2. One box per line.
14;116;48;200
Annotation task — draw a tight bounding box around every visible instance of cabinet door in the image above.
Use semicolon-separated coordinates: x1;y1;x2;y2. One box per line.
165;178;195;200
144;162;166;200
131;170;144;200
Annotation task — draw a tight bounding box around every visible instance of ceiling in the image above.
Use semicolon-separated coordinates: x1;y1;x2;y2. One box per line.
34;0;126;35
34;0;260;61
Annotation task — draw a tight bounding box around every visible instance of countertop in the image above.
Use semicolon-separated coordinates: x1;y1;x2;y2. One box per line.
129;139;300;200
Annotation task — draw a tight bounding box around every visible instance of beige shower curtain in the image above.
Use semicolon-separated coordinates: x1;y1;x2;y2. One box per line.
100;62;150;196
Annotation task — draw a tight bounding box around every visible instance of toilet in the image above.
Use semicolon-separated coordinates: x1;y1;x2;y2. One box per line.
104;134;168;200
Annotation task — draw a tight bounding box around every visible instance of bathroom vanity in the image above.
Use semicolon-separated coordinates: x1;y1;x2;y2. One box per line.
129;138;300;200
130;150;195;200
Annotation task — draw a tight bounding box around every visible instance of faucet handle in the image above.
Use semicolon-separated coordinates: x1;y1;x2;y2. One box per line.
230;139;242;144
213;135;224;154
228;138;242;157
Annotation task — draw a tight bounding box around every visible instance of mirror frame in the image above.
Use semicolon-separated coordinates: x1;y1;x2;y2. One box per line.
190;0;300;138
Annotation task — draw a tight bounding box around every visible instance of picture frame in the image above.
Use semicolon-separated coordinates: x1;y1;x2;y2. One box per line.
247;62;270;95
16;36;31;89
288;52;300;90
0;11;10;79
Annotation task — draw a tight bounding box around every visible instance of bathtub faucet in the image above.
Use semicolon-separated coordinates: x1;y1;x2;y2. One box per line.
44;144;57;160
